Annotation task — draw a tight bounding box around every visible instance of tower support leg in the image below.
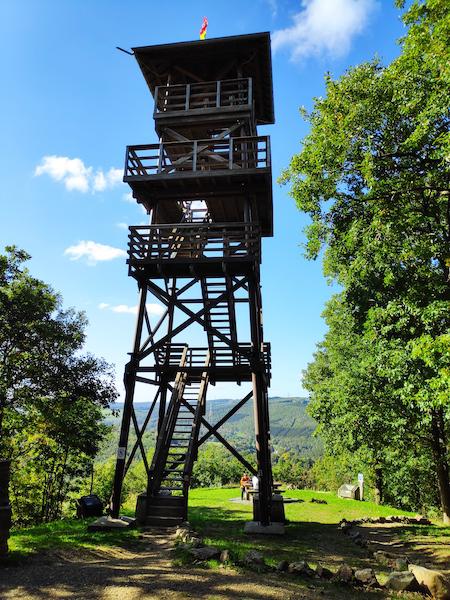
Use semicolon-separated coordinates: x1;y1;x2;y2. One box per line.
110;284;147;518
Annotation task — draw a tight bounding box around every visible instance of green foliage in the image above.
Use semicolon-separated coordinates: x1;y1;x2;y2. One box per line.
0;247;117;524
272;451;310;488
191;443;245;487
281;1;450;520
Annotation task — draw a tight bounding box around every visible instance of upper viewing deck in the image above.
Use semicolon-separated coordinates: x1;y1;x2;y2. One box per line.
132;32;274;126
124;135;273;235
153;78;254;137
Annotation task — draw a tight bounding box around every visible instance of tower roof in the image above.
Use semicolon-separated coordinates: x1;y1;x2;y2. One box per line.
132;32;274;125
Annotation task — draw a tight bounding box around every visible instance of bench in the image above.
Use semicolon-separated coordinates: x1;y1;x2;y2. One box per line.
243;486;285;501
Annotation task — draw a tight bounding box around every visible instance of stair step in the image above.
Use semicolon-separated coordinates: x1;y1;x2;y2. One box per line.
145;505;184;518
146;495;184;507
144;515;184;527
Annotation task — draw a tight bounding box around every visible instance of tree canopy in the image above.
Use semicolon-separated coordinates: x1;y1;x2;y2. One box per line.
0;246;117;523
281;0;450;521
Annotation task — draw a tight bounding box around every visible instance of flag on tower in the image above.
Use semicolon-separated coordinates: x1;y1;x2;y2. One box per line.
200;17;208;40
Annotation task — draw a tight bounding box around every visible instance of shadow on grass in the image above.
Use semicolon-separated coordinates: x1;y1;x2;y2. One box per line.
6;517;140;564
358;523;450;571
188;505;372;571
2;502;440;599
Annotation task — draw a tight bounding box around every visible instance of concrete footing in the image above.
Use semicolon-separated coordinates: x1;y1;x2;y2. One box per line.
244;521;285;535
87;515;136;531
252;493;286;524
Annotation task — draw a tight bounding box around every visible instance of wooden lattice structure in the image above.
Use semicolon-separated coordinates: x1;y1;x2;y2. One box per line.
111;32;283;528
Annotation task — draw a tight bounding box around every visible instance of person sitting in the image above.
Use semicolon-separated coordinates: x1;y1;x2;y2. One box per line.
240;472;250;500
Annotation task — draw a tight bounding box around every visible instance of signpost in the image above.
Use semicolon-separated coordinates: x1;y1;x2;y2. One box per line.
358;473;364;501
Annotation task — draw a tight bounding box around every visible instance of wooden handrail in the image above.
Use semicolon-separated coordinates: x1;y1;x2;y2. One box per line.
125;135;269;177
154;78;252;114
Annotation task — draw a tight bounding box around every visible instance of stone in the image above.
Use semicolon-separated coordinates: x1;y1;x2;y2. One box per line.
354;568;379;588
334;563;354;583
339;521;352;534
408;564;450;599
315;564;333;579
288;560;314;577
394;557;409;571
188;546;220;561
87;515;136;531
385;571;421;592
354;536;368;548
219;549;231;563
244;550;265;567
373;550;394;565
189;536;203;548
276;560;289;572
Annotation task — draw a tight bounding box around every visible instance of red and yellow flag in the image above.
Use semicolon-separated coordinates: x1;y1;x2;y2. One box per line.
200;17;208;40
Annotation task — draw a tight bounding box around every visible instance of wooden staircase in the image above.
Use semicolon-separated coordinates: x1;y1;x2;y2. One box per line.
201;277;238;367
143;347;209;526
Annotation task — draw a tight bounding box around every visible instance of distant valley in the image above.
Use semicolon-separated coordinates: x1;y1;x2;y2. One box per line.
106;396;322;462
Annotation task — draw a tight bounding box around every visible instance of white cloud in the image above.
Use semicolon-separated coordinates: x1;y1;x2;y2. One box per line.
123;191;148;216
116;222;128;230
123;192;134;203
64;241;126;265
35;156;124;193
272;0;377;61
99;303;165;316
267;0;278;17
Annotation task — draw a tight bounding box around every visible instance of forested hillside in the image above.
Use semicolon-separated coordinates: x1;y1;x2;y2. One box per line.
105;396;322;461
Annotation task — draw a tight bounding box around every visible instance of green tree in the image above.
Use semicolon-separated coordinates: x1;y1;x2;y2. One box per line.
191;443;246;487
0;246;117;522
281;0;450;521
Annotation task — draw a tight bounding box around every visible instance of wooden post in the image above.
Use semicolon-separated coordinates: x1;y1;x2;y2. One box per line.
248;274;273;526
110;284;148;518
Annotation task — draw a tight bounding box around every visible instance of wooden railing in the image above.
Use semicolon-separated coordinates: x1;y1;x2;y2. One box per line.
154;78;252;115
155;344;271;375
128;223;261;263
125;136;270;178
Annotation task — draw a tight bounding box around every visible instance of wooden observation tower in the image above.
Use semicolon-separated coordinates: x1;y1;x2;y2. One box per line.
111;32;284;529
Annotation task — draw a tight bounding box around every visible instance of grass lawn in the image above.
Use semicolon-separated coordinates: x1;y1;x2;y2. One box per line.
186;488;419;570
7;516;140;561
7;487;448;578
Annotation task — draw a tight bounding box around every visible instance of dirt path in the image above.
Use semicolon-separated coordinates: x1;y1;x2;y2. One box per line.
2;523;445;600
357;523;450;575
0;530;326;600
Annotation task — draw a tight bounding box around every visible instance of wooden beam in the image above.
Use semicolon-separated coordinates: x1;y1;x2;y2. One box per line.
197;391;252;446
181;400;257;476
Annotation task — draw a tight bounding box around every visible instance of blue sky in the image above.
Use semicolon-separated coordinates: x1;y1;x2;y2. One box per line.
0;0;407;399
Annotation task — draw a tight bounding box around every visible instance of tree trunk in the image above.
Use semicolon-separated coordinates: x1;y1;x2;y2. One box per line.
374;466;383;505
0;391;6;459
431;410;450;525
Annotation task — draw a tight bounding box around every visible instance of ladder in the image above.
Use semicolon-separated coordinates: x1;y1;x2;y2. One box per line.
201;276;238;368
144;348;209;526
